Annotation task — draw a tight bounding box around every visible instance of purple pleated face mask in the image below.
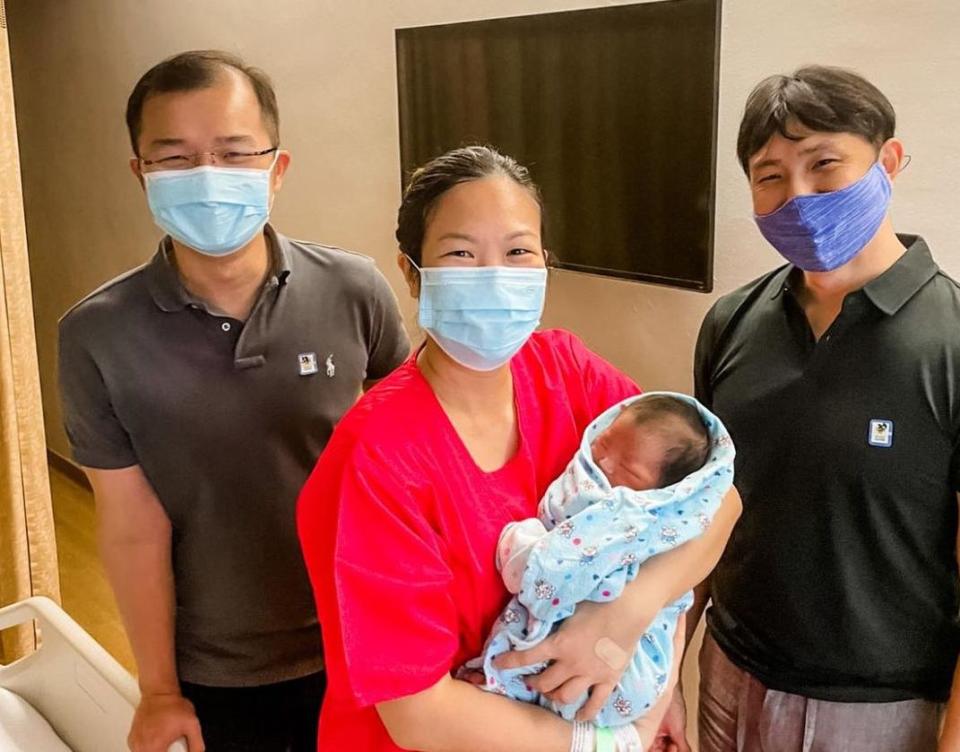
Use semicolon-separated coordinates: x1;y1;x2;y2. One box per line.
754;161;892;272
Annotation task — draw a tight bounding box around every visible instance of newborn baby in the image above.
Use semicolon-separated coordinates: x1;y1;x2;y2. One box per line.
476;392;735;734
499;394;713;591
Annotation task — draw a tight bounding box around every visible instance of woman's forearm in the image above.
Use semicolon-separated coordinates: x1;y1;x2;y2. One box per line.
378;674;572;752
622;487;741;620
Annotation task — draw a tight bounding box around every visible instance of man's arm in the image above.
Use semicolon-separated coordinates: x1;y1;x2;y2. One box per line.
364;265;411;382
86;465;203;752
938;492;960;751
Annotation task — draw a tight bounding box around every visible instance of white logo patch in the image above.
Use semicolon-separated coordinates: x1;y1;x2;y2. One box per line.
325;354;336;378
298;352;318;376
868;419;894;448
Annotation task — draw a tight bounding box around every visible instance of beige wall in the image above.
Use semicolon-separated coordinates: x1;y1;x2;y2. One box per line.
8;0;960;743
9;0;960;458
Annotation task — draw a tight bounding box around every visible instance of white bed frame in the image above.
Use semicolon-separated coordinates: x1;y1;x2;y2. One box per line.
0;597;186;752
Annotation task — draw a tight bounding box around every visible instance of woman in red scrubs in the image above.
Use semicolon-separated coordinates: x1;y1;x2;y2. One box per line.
297;146;741;751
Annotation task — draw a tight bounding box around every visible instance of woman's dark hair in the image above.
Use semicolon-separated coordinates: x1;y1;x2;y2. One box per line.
736;65;896;175
396;145;544;265
126;50;279;157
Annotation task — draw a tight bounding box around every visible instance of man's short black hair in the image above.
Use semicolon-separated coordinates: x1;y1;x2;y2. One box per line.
736;65;896;174
126;50;279;156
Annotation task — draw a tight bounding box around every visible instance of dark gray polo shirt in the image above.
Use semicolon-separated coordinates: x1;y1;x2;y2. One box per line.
695;235;960;702
58;225;410;686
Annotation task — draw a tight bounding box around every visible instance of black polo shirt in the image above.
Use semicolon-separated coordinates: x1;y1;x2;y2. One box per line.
58;226;410;686
695;235;960;702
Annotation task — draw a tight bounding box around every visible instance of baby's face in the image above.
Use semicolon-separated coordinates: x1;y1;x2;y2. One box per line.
590;412;670;491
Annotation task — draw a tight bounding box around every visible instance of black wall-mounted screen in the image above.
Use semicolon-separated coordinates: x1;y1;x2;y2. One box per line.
396;0;721;291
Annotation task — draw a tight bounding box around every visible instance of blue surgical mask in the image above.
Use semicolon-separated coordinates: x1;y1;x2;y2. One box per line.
412;260;548;371
754;161;892;272
143;155;278;256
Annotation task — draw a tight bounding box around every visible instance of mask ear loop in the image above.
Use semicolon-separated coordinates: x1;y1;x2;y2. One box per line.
898;154;912;174
403;253;423;273
402;253;423;297
266;148;284;212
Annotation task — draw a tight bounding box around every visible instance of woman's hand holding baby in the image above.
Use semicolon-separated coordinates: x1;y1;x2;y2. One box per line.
494;594;657;721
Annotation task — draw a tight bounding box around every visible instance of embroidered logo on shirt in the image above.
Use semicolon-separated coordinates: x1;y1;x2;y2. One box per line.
868;419;894;448
298;352;318;376
325;354;336;378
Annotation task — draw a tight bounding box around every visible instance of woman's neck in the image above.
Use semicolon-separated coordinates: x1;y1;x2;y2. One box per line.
417;339;514;415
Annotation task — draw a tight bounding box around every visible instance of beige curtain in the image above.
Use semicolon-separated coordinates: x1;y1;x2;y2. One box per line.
0;1;60;663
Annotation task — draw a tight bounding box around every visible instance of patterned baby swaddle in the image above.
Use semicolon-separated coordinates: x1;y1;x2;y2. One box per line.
478;392;735;726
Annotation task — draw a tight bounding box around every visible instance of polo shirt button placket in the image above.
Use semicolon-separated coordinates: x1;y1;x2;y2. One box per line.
221;321;231;332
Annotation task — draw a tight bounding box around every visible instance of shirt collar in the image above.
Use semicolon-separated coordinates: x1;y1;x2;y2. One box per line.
768;234;938;316
861;235;938;316
768;265;795;300
147;223;292;313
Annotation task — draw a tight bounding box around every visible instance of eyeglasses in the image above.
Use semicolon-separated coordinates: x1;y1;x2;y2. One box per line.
139;146;279;171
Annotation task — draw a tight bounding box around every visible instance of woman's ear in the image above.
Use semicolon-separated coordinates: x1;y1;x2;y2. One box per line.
397;252;420;298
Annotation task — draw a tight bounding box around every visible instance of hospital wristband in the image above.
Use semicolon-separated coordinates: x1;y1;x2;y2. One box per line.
595;726;616;752
612;723;643;751
570;721;595;752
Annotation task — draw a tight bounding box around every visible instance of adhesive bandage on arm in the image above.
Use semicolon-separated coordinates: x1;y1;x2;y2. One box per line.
594;637;629;672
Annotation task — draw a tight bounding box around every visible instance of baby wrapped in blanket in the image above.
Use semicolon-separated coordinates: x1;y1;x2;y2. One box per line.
478;392;735;730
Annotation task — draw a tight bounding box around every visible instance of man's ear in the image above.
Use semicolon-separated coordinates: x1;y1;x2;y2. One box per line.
271;150;292;192
879;138;906;181
397;252;420;298
130;157;146;190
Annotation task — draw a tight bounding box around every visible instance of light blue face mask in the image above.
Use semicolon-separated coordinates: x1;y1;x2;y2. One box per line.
411;260;548;371
143;154;278;256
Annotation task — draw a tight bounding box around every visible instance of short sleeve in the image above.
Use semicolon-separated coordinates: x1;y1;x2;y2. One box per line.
565;332;641;415
364;268;410;380
694;303;720;409
298;435;458;708
58;318;137;469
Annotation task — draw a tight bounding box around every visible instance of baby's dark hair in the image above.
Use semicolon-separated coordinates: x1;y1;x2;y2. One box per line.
626;396;711;487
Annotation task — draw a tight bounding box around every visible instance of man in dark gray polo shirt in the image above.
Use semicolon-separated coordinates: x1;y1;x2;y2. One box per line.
57;51;409;752
658;66;960;752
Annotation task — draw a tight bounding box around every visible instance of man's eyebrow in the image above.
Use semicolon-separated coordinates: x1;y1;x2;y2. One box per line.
147;138;186;148
751;140;845;172
146;135;258;149
798;140;842;155
751;157;781;172
213;134;257;144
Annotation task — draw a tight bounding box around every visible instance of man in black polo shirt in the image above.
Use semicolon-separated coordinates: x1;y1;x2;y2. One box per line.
57;51;409;752
669;66;960;751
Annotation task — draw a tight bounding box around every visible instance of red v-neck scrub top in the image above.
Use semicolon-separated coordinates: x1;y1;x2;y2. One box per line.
297;329;639;751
